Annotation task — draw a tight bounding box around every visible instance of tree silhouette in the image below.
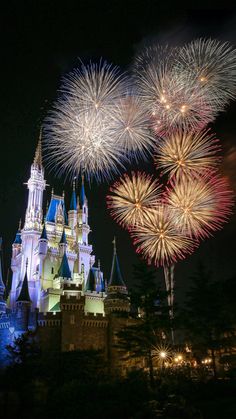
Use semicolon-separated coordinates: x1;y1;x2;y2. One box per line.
117;261;171;385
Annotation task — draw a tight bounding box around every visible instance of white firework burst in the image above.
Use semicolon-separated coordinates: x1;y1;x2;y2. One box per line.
133;44;215;136
177;38;236;111
111;94;156;158
44;61;156;181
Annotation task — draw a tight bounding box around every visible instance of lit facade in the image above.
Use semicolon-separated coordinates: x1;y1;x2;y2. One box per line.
9;137;106;315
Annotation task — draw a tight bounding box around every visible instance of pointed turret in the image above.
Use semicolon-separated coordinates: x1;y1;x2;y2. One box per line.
15;260;31;332
59;228;67;256
40;224;48;240
33;127;43;169
58;253;71;279
38;224;48;258
59;228;67;245
17;261;31;303
86;268;96;291
0;238;6;313
70;179;77;211
109;237;126;287
24;128;46;231
68;180;77;231
77;175;89;245
13;220;22;245
104;238;130;315
80;174;87;208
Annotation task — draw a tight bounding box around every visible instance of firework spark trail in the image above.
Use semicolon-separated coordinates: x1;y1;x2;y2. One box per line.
44;104;126;181
111;94;156;158
131;205;196;266
107;172;162;228
60;61;128;117
133;45;216;136
44;61;156;181
154;128;221;180
165;173;234;240
177;38;236;111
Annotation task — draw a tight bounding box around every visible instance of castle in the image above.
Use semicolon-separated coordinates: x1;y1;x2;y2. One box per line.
0;134;131;369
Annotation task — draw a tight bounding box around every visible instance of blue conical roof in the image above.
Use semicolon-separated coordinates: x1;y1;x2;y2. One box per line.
59;229;67;244
80;176;86;208
40;224;48;240
14;230;22;244
109;253;126;287
58;253;71;279
86;268;96;291
70;190;77;211
17;268;31;302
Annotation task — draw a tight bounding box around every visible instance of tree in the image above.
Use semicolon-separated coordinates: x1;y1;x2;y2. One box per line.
179;264;236;378
117;261;172;385
6;331;40;365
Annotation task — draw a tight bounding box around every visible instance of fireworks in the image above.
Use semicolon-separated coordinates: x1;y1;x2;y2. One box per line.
165;173;234;239
155;129;221;180
44;40;235;268
44;105;126;181
107;172;162;228
131;205;196;266
61;61;127;117
133;45;215;136
111;94;156;158
44;61;156;180
177;38;236;110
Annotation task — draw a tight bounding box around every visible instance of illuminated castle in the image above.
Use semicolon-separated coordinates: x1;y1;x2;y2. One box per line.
0;134;131;366
10;136;106;315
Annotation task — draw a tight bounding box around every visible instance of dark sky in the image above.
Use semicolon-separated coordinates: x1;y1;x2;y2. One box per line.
1;2;236;300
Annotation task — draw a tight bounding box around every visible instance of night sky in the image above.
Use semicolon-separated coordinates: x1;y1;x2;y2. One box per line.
1;2;236;300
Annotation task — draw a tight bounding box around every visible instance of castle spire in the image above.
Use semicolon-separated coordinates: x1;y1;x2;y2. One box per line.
104;239;130;314
112;236;116;255
13;220;22;244
109;238;125;287
59;228;67;245
70;178;77;211
58;253;71;279
40;224;48;240
17;259;31;303
33;127;43;169
80;174;87;208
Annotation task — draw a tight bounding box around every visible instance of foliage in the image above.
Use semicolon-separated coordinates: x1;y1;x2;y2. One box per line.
6;331;40;365
179;265;236;376
117;262;172;384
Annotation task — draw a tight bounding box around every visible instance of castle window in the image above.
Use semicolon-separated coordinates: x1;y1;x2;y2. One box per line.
69;343;75;351
70;314;75;325
51;267;54;274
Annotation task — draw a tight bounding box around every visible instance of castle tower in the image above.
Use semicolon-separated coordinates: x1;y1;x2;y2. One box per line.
0;239;6;314
10;132;46;309
59;229;67;256
58;253;72;281
15;260;31;332
24;132;46;231
104;238;130;315
68;179;77;233
77;175;89;246
38;224;48;258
